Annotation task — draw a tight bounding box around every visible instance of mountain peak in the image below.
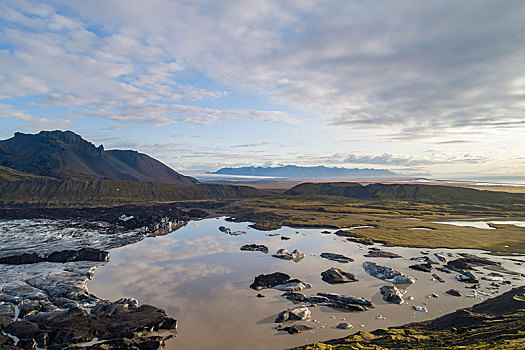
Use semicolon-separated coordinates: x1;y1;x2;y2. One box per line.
0;130;197;185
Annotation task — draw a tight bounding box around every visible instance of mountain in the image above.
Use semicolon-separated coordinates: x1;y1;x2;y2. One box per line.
0;165;262;206
210;165;396;179
0;130;197;185
284;182;525;204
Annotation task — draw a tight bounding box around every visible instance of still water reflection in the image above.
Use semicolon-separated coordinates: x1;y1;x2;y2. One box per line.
89;217;525;350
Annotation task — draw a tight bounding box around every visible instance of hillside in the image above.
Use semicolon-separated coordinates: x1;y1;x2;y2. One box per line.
210;165;395;179
0;166;262;206
0;130;197;185
284;182;525;205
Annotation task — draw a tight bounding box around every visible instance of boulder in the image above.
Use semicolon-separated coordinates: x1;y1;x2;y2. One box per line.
240;244;269;254
446;289;462;297
364;250;402;259
432;274;445;283
336;322;353;330
250;272;291;290
379;286;404;304
409;262;433;273
434;253;448;263
363;261;415;284
321;267;358;284
274;280;312;292
320;253;354;263
275;307;311;323
276;324;313;334
412;305;428;312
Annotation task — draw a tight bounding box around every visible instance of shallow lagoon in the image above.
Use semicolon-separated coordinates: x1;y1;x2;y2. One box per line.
89;217;525;350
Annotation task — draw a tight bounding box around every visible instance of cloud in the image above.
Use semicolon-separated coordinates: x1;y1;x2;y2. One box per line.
343;153;432;166
0;103;71;131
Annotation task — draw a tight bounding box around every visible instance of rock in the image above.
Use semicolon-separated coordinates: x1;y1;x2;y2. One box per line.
276;324;313;334
240;244;269;254
218;226;231;234
185;208;209;218
364;250;402;258
363;261;416;284
250;272;291;290
336;322;353;329
347;237;375;245
446;289;462;297
436;266;452;274
447;259;472;272
431;293;439;298
379;286;404;304
272;249;305;262
281;292;307;302
321;231;331;234
409;262;433;273
280;236;290;240
0;248;109;265
412;305;428;312
321;267;358;284
46;248;109;263
320;252;354;263
455;271;479;284
256;294;265;298
432;274;445;283
4;302;177;349
314;292;373;311
275;307;311;323
274;280;312;292
482;276;504;282
434;253;448;263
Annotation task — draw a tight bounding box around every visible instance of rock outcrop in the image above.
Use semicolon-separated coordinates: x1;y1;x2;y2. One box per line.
321;267;358;284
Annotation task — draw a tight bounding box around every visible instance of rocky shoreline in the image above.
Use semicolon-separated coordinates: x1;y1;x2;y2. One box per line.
0;204;202;349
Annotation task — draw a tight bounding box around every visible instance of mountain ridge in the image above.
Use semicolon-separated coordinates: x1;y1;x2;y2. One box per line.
210;165;396;179
0;130;197;185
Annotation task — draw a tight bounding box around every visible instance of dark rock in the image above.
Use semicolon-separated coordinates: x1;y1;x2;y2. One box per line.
321;267;358;284
436;266;452;274
280;236;291;240
256;294;265;298
240;244;269;254
320;252;354;263
364;250;402;259
250;272;291;290
380;286;404;304
313;292;373;311
276;324;313;334
409;262;433;273
446;259;472;272
218;226;231;234
434;253;448;263
273;279;312;291
432;274;445;283
321;231;331;234
456;271;479;283
446;289;462;297
47;248;109;263
5;302;177;349
0;248;109;265
281;292;307;302
0;252;42;265
185;208;209;218
346;237;375;245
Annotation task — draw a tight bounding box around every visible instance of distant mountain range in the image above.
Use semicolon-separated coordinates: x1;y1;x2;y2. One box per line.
210;165;396;179
0;130;197;185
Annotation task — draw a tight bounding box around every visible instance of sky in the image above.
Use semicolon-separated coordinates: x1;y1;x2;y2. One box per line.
1;0;525;178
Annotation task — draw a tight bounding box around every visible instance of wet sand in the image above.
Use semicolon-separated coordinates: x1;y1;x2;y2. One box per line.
89;217;525;350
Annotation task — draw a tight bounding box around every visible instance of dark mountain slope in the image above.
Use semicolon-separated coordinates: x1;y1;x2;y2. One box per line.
0;166;262;207
285;182;525;204
0;130;197;185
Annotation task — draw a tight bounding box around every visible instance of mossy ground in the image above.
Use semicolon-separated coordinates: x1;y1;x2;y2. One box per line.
294;288;525;350
226;195;525;254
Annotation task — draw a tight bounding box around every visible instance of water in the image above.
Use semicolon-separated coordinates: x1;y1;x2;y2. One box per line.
434;220;525;230
89;217;525;350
